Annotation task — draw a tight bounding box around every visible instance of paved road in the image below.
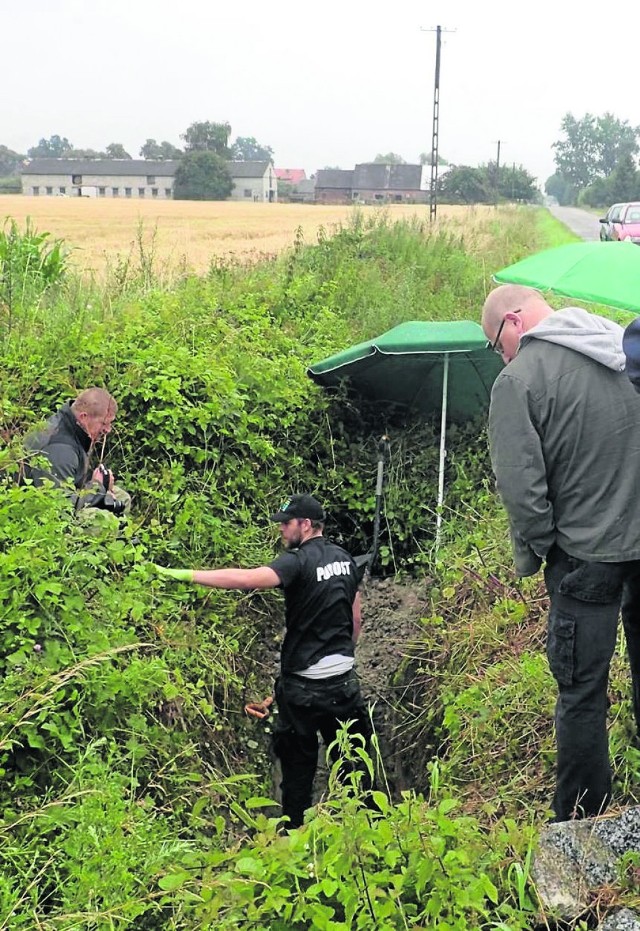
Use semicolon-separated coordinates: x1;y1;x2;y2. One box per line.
547;204;603;242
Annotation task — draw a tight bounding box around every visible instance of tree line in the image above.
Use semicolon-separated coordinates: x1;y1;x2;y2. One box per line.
364;152;538;204
0;122;275;200
546;113;640;207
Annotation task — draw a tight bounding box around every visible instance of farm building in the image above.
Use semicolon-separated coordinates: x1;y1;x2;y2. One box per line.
21;158;278;202
315;163;428;205
314;169;354;204
227;161;277;202
275;168;307;184
21;159;179;199
289;178;316;203
352;163;429;204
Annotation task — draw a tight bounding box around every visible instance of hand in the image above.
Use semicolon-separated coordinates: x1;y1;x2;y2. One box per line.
244;696;273;720
92;464;114;491
153;565;195;582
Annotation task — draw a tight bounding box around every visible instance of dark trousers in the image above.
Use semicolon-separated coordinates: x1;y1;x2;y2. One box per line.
272;670;372;828
544;547;640;821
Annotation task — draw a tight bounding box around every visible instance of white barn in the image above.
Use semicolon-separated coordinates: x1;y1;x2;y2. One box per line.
227;161;277;202
21;158;278;202
21;159;178;199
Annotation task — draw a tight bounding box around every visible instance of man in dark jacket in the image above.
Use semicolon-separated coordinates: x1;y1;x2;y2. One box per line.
23;387;129;515
483;284;640;822
156;493;371;828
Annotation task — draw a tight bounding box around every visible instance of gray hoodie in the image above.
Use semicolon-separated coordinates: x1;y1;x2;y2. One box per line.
489;308;640;575
522;307;626;372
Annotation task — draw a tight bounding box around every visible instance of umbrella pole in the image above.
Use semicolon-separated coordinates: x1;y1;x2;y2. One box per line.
371;435;390;570
435;353;450;551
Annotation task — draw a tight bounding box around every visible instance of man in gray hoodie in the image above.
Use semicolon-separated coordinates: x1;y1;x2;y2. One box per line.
482;284;640;822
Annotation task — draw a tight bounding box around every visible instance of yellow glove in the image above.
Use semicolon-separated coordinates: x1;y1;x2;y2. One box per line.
153;565;194;582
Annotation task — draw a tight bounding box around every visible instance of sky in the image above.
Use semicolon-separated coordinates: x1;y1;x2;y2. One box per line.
4;0;640;188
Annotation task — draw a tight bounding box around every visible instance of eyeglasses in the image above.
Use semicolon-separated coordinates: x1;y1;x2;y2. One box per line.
488;309;521;354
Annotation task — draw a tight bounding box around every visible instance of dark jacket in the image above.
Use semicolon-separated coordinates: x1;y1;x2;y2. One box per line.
23;402;109;510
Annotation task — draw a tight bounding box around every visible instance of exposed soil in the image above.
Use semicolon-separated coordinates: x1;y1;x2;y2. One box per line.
245;574;439;806
353;574;436;796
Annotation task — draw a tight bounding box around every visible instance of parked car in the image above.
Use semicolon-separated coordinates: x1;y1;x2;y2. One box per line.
599;202;640;243
599;203;626;240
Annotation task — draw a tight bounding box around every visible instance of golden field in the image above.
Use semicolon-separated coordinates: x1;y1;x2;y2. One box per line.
0;195;495;276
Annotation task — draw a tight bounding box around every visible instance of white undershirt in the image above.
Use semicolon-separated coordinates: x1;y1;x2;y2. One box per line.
296;654;354;680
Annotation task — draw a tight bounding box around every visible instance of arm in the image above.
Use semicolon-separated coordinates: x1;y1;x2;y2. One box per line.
158;565;281;590
43;442;115;510
489;374;555;573
352;590;362;643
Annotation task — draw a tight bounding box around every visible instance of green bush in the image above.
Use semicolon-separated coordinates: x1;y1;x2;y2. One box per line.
0;206;572;926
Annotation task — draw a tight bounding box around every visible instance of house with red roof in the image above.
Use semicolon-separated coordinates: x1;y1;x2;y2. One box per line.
275;168;307;184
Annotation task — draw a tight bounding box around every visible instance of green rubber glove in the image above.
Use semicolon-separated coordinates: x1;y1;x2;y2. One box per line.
154;565;194;582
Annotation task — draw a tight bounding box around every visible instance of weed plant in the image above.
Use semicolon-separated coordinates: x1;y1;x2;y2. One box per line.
2;207;636;926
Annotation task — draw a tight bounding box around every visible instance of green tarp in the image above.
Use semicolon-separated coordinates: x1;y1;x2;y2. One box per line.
308;320;503;421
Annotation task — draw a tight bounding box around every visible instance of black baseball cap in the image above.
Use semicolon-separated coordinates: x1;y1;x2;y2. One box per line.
270;494;326;522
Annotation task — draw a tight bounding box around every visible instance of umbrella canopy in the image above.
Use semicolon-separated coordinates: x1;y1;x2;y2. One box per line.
308;320;504;548
308;320;503;421
494;241;640;313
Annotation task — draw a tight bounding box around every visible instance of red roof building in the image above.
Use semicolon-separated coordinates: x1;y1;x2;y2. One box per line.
275;168;307;184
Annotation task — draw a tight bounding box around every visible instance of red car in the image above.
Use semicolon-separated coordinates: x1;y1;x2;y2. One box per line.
599;202;640;243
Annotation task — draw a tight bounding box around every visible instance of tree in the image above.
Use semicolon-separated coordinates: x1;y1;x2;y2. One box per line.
545;172;577;206
159;141;182;159
419;152;449;166
230;136;273;161
173;150;233;200
593;112;638;176
438;166;492;204
140;139;182;159
181;121;231;157
105;143;131;159
27;135;73;158
0;145;26;176
579;177;611;208
497;163;538;202
373;152;406;164
552;112;640;189
140;138;162;159
607;153;640;203
66;148;106;159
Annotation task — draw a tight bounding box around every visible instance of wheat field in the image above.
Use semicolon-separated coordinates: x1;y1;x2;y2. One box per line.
0;195;493;275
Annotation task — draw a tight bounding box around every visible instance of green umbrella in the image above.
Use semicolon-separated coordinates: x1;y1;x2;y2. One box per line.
494;241;640;312
308;320;503;545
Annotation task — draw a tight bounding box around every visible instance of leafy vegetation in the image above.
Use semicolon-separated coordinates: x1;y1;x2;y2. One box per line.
1;206;638;926
547;110;640;206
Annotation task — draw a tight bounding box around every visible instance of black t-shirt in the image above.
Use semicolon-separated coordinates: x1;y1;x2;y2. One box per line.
269;536;358;674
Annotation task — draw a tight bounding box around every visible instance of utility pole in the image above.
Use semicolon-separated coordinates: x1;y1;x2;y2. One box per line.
422;25;454;222
492;139;505;206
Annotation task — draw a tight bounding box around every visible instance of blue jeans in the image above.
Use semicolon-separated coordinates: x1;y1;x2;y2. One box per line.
544;547;640;821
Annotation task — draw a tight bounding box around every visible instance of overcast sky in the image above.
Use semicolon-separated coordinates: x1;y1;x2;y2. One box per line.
4;0;639;187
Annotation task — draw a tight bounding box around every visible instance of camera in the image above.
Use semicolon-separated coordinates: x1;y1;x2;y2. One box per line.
105;498;127;518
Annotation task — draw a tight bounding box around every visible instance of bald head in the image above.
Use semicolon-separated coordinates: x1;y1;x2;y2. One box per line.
482;285;554;362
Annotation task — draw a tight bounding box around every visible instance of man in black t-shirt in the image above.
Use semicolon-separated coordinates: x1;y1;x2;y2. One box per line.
156;493;372;828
